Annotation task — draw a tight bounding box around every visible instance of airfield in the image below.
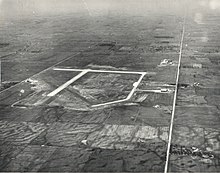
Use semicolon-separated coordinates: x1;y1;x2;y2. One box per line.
0;0;220;172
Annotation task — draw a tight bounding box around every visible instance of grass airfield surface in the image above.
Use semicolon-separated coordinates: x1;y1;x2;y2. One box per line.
0;0;220;172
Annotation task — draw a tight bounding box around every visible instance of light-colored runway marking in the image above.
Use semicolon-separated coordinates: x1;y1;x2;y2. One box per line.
47;69;89;97
91;98;128;108
127;73;146;99
164;14;186;173
136;88;174;93
53;67;149;75
51;67;147;107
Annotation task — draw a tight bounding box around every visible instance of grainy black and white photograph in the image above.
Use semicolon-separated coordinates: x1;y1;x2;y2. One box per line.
0;0;220;172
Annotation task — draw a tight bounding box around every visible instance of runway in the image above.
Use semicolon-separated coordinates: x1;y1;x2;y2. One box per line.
0;0;219;172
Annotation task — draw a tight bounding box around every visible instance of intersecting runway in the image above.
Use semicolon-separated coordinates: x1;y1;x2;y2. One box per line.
0;0;220;172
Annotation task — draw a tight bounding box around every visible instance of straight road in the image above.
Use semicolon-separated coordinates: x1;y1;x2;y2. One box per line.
0;0;219;172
